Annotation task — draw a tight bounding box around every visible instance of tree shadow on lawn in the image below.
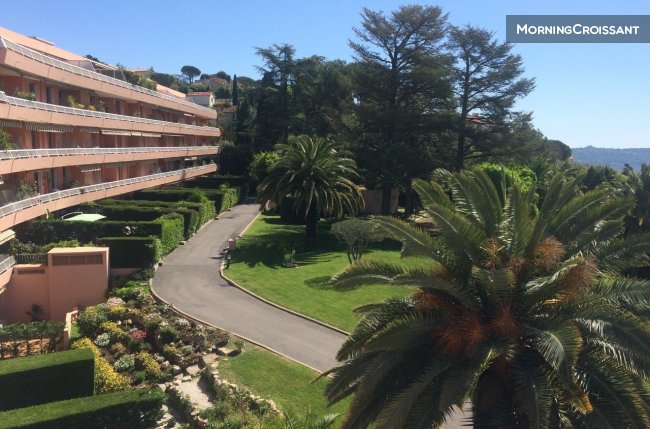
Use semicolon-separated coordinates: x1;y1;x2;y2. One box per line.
232;217;402;269
304;276;334;291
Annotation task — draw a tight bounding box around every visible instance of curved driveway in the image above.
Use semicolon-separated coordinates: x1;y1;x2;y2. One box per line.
152;201;346;371
152;200;468;428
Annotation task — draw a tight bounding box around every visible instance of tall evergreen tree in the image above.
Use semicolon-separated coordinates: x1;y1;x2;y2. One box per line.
232;74;239;106
349;5;452;214
447;25;535;170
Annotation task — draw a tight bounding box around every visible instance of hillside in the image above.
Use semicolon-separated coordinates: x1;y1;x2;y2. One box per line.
571;146;650;171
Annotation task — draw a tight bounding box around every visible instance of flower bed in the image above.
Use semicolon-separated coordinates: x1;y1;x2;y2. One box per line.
71;268;231;391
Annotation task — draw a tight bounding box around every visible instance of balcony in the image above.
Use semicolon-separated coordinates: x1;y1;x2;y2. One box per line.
0;255;16;295
0;146;219;175
0;164;217;231
0;36;217;120
0;92;220;138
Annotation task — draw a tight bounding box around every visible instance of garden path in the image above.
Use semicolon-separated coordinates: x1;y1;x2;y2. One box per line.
152;200;346;372
152;199;468;428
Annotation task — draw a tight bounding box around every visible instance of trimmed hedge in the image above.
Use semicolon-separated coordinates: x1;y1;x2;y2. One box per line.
0;348;95;411
183;174;250;199
137;187;239;213
0;388;164;429
93;205;198;238
17;217;183;255
98;237;161;268
97;198;214;230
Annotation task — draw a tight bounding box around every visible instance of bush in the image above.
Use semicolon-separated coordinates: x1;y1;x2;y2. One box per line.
77;306;108;337
113;354;135;372
0;348;95;411
136;187;239;214
94;333;111;347
97;237;162;268
0;388;164;429
0;321;65;357
158;326;179;345
95;204;198;238
71;339;130;394
16;219;179;253
100;322;129;344
135;352;163;381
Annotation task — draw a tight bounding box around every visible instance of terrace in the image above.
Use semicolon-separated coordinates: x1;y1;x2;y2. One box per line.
0;92;220;138
0;164;217;231
0;36;217;120
0;145;219;175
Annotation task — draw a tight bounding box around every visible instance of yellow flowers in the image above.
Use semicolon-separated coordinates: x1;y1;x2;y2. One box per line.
71;338;130;394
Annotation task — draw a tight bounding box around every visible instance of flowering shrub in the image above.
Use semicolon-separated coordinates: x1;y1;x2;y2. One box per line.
71;338;130;394
174;318;191;329
107;305;127;322
77;306;108;337
130;329;147;342
143;313;163;331
114;354;135;372
106;297;125;308
101;321;129;344
94;333;111;347
135;352;163;381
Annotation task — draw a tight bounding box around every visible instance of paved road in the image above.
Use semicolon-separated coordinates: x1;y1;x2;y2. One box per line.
152;200;468;428
152;200;346;371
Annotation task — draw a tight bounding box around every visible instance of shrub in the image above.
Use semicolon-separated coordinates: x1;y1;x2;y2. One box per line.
158;326;179;345
0;388;164;429
109;343;128;358
0;321;65;357
100;322;129;344
94;333;111;347
113;354;135;373
77;306;108;337
143;314;163;332
331;218;378;264
135;352;163;381
97;237;161;268
162;345;179;364
0;348;94;411
71;339;130;394
106;305;127;322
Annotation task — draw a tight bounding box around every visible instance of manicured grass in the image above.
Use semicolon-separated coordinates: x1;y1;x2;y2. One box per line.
227;215;413;332
218;343;350;417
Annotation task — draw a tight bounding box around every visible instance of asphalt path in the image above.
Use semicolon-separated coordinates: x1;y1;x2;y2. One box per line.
151;200;468;428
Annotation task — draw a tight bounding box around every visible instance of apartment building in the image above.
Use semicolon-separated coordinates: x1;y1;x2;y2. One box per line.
0;26;221;235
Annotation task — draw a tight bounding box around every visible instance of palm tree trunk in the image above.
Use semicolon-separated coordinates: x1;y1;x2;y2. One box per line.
305;206;319;247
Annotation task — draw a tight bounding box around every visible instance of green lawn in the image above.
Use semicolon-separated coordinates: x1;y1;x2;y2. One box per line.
227;215;412;332
218;343;350;417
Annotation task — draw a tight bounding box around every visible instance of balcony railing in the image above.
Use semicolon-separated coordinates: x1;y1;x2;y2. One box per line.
0;92;218;134
0;145;219;161
0;255;16;275
13;254;47;265
0;164;215;220
0;36;216;117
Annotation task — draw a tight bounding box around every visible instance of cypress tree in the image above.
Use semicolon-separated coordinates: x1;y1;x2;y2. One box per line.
232;74;239;106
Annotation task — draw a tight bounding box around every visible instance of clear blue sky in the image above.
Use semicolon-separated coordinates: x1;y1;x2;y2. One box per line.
3;0;650;149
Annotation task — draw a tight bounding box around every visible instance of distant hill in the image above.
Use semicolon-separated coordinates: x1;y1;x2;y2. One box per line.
571;146;650;171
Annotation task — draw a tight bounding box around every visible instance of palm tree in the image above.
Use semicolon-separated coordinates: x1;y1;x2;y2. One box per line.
324;168;650;428
282;410;339;429
257;135;363;246
625;163;650;234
